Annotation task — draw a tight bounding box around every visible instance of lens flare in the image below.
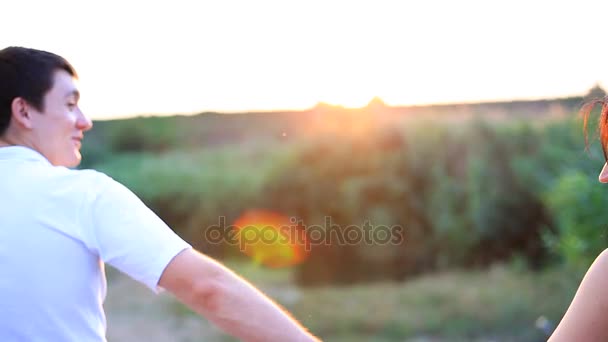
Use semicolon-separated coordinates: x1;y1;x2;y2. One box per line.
233;210;309;268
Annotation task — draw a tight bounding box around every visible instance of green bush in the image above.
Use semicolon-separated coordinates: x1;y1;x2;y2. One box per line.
545;171;608;267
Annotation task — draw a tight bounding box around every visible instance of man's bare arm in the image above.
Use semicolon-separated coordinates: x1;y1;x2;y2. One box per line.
158;248;320;342
549;249;608;341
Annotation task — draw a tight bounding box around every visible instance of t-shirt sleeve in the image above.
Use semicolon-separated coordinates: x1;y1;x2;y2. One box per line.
83;174;191;293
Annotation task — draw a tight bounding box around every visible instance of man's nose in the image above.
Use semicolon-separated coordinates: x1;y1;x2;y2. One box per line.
599;162;608;183
76;108;93;132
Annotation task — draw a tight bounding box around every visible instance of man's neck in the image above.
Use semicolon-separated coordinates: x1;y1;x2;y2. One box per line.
0;134;28;148
0;138;13;147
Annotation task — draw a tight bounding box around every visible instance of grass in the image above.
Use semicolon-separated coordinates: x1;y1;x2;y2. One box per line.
105;260;584;341
289;266;576;341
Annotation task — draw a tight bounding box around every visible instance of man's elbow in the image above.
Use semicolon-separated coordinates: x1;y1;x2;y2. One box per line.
190;277;224;314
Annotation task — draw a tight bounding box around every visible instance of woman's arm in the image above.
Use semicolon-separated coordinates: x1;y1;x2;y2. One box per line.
550;249;608;341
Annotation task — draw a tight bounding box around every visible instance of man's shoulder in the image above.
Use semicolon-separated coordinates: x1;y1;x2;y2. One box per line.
43;166;118;197
68;168;111;181
67;168;141;205
48;166;110;183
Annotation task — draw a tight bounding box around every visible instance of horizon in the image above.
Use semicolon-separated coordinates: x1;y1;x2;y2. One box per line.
2;0;607;120
92;92;592;121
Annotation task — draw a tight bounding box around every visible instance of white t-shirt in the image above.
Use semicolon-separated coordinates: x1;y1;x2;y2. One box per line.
0;146;192;341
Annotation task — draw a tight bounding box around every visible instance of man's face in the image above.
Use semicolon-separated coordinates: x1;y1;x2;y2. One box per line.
28;70;93;167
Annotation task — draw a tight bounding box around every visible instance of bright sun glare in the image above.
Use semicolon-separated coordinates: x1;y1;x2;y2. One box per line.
320;96;376;109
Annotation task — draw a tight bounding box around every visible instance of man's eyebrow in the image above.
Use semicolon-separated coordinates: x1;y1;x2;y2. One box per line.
65;89;80;101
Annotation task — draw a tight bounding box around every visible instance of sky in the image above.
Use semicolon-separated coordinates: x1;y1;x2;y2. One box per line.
2;0;608;119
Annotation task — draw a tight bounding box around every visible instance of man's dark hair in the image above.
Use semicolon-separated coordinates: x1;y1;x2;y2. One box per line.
0;47;77;136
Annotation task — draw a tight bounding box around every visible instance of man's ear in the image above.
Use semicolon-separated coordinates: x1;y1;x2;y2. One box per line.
10;97;34;130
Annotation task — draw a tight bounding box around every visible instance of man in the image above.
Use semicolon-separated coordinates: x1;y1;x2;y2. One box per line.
0;46;318;342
